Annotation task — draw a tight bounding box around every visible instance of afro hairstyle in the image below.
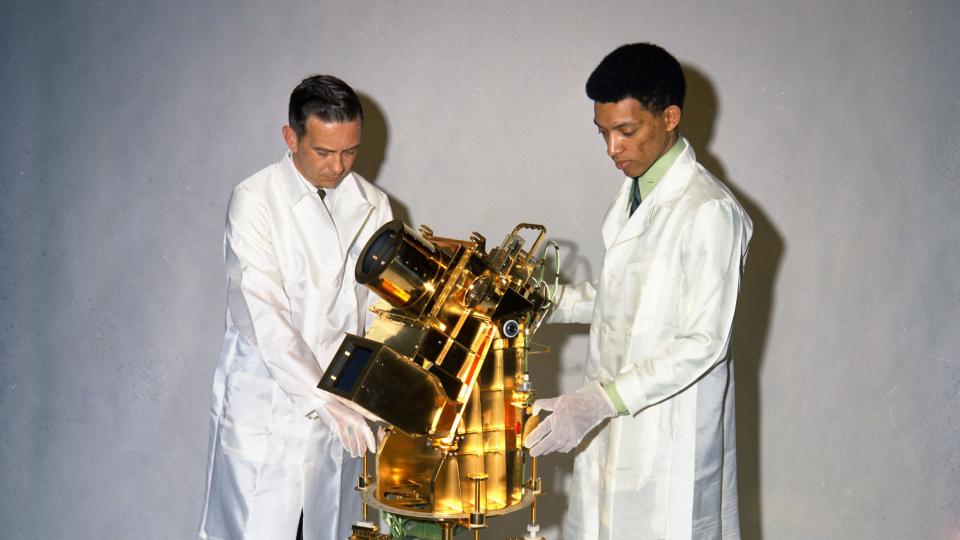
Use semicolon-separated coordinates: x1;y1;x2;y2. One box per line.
586;43;685;114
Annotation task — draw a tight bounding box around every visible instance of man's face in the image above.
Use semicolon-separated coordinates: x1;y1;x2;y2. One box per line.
593;98;680;178
283;116;361;188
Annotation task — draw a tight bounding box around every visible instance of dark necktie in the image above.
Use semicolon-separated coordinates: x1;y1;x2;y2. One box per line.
317;188;326;200
629;177;641;217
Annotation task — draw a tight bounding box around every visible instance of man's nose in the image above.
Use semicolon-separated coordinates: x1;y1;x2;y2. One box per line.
606;135;621;157
330;154;345;175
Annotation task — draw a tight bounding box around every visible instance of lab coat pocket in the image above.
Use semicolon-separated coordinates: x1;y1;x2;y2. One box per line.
220;371;279;463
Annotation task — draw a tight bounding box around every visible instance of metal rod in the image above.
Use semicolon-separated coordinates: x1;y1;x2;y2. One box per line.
530;456;539;525
474;476;483;514
531;455;538;483
468;472;488;530
531;493;538;526
360;453;369;521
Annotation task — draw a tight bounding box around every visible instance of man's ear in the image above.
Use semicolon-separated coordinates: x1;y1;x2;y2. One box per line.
663;105;682;132
282;125;299;153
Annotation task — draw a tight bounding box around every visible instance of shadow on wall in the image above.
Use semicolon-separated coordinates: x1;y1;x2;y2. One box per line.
683;64;784;540
354;92;413;226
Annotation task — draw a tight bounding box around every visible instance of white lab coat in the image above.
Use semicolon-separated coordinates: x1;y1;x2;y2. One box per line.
199;152;392;540
550;139;751;539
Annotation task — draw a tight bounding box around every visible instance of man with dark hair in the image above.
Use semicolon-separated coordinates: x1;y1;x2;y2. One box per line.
525;43;752;539
199;75;393;540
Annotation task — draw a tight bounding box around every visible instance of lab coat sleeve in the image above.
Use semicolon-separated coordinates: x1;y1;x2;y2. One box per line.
224;187;328;417
547;280;598;324
614;200;745;413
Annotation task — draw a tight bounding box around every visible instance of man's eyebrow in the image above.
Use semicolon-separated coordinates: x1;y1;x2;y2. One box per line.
593;119;640;130
312;143;361;152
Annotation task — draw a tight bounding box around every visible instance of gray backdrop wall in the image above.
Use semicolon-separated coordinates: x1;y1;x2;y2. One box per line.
2;1;958;539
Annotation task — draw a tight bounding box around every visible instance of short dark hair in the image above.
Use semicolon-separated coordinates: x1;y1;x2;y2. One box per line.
288;75;363;138
586;43;685;114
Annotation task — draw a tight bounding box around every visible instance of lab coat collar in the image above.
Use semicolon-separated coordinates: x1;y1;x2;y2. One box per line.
280;151;317;207
278;151;377;258
279;151;375;214
601;137;697;249
601;177;634;249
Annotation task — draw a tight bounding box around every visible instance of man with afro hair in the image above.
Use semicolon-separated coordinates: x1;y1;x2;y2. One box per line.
526;43;752;539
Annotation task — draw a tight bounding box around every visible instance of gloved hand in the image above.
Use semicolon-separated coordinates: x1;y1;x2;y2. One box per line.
523;381;618;456
314;398;377;458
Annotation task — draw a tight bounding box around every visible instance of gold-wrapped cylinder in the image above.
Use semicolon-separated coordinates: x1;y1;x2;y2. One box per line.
356;221;445;311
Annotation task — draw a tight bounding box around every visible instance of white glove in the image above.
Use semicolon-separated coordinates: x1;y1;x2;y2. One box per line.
314;399;377;458
523;381;618;456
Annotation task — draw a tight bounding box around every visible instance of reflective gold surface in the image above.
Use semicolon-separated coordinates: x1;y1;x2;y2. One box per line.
319;221;552;524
